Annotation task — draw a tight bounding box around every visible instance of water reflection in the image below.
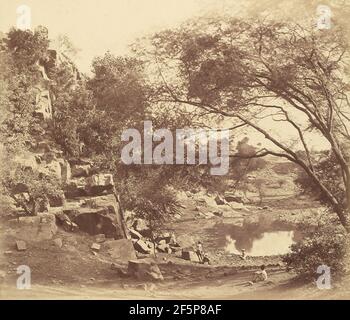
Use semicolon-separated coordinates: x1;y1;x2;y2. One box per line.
225;230;300;256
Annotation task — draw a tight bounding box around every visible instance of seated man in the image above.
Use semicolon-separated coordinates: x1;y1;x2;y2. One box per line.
252;265;268;282
196;241;204;262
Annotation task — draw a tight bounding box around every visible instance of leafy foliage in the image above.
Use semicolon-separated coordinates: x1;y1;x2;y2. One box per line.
283;225;349;280
295;152;345;208
2;165;61;216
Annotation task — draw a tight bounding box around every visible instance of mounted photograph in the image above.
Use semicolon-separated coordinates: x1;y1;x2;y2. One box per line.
0;0;350;300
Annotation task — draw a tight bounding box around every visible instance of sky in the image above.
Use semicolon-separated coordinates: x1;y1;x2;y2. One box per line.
0;0;340;73
0;0;228;73
0;0;342;151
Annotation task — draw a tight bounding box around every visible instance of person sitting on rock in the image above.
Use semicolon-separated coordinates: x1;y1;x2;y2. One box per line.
252;265;268;283
196;241;204;262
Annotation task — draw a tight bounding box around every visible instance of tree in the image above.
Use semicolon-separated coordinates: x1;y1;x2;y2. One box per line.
230;137;267;195
141;17;350;230
1;165;61;216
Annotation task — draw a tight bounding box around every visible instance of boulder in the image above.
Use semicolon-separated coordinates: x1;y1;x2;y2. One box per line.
182;250;200;262
68;207;123;239
16;240;27;251
127;260;164;281
129;228;143;240
196;197;208;205
91;243;101;251
71;164;91;178
224;191;248;204
228;202;245;210
146;241;156;251
105;239;136;261
9;213;57;242
156;232;171;243
134;239;151;254
224;192;243;203
213;211;224;217
64;195;124;239
55;212;78;232
157;243;171;253
86;174;114;195
132;218;151;238
65;177;87;197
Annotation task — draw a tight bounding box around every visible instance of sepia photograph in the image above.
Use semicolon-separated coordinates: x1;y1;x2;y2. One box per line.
1;0;350;304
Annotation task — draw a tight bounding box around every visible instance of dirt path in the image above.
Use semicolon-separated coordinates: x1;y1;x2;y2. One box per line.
2;269;350;300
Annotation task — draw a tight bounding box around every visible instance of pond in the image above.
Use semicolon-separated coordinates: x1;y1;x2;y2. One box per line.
225;230;301;256
205;219;303;257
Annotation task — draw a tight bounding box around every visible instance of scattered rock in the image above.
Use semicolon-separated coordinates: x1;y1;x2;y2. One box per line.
156;232;171;243
227;202;245;210
182;250;200;262
134;239;151;254
158;239;167;246
132;219;151;238
16;240;27;251
71;164;91;178
213;211;223;217
157;243;170;253
86;174;115;195
129;228;143;240
224;191;247;203
55;212;78;232
91;243;101;251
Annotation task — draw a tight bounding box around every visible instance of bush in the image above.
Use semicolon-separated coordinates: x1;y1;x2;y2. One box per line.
283;225;349;280
2;165;62;216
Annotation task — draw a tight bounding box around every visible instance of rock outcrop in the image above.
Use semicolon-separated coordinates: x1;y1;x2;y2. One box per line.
9;213;57;242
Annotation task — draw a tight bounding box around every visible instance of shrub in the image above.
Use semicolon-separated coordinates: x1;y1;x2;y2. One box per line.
2;165;62;216
283;225;349;280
